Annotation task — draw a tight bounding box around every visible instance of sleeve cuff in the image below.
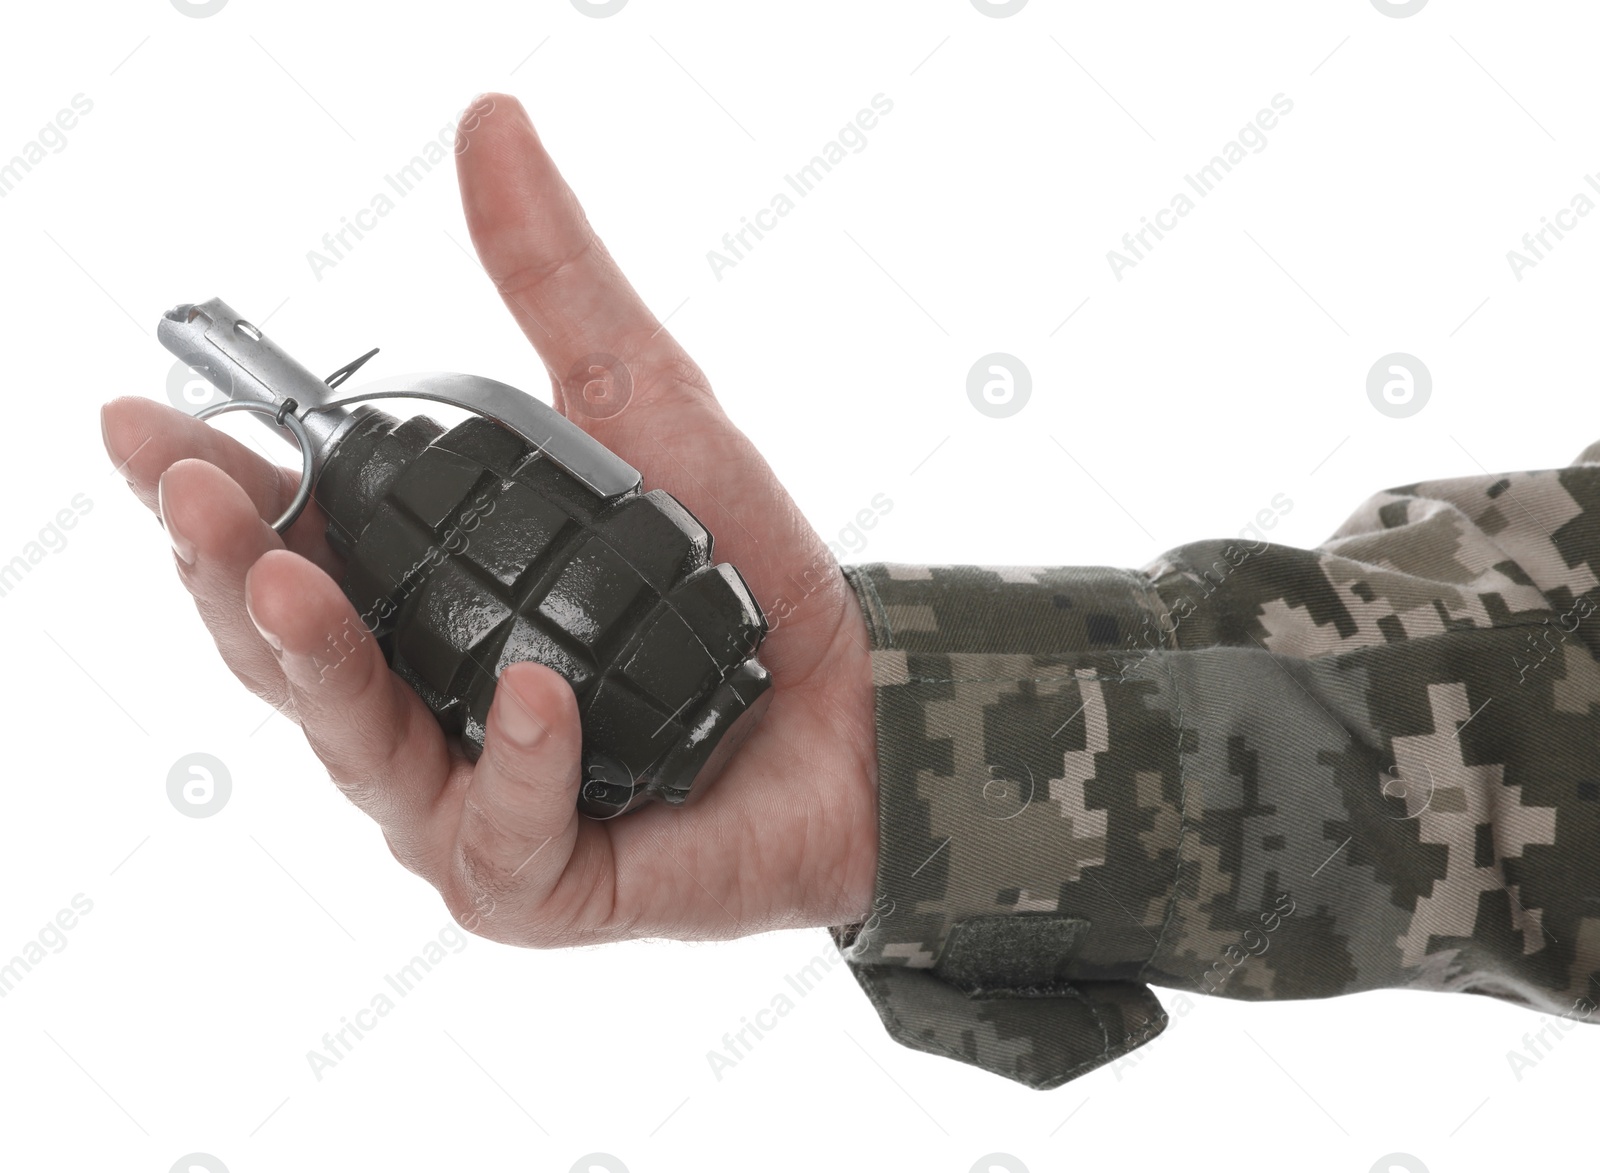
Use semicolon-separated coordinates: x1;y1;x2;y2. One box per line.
832;562;1181;1089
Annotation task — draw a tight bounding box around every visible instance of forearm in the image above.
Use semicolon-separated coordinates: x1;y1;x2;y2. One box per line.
832;453;1600;1086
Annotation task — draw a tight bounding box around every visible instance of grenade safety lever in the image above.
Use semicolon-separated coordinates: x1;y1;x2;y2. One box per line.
159;298;773;819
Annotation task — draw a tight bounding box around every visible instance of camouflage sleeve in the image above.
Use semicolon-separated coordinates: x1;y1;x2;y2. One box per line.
829;441;1600;1090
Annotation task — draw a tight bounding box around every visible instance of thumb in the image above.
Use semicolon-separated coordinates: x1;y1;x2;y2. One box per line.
455;91;711;432
450;660;585;934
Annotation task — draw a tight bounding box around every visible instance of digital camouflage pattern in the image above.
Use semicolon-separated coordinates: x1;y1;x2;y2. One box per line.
830;441;1600;1089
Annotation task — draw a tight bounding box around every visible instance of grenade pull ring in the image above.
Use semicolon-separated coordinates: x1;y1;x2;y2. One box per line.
193;396;316;532
190;336;383;533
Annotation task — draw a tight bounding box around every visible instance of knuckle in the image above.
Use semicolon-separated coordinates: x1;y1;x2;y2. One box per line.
328;769;385;816
495;233;598;304
382;827;432;880
636;353;713;407
440;865;568;949
451;833;528;917
440;874;505;941
229;665;295;718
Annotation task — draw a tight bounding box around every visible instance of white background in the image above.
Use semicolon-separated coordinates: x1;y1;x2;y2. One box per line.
0;1;1594;1171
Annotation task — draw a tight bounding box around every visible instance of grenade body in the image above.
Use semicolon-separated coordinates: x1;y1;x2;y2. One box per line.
313;405;772;818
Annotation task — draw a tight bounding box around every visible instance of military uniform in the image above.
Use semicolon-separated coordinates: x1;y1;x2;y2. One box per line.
830;441;1600;1089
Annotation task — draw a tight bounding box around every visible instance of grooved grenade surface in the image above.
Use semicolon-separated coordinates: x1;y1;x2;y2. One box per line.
314;406;772;818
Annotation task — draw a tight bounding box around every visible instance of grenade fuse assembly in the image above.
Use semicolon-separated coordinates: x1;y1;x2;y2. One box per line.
159;298;772;819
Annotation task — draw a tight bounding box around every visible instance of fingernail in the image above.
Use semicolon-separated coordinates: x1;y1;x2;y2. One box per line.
157;473;195;565
101;406;135;488
245;594;283;654
495;675;548;748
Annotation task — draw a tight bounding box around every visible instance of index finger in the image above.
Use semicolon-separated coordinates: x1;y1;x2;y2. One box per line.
102;395;342;577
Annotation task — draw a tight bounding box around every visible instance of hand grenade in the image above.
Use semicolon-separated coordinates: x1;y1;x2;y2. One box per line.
159;298;772;819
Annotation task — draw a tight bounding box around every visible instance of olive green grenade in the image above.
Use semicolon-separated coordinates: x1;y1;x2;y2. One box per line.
159;298;772;818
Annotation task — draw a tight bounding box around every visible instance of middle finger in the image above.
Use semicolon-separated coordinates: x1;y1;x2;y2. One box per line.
159;458;294;708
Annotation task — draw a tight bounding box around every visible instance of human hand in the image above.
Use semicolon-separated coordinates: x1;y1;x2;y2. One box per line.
100;92;878;946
